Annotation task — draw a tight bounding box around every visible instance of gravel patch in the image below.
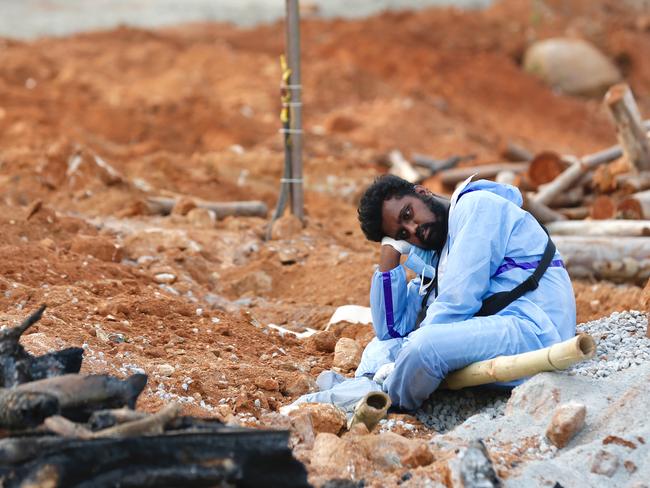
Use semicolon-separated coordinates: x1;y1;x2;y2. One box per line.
415;310;649;433
567;310;649;378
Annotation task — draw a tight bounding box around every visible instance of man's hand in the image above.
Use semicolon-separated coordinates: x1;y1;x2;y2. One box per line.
373;362;395;387
379;237;411;272
381;237;412;255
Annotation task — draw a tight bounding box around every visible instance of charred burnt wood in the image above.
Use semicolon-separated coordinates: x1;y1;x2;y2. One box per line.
1;430;310;488
0;390;59;430
0;305;83;388
6;373;147;423
460;439;502;488
46;402;182;439
89;407;149;431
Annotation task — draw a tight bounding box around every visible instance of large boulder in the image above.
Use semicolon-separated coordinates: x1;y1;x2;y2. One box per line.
523;38;621;96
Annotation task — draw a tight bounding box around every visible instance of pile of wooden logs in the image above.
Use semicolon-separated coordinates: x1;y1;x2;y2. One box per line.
388;83;650;284
0;306;309;487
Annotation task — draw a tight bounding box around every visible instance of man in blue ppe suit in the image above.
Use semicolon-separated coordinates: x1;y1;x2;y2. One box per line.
356;174;576;410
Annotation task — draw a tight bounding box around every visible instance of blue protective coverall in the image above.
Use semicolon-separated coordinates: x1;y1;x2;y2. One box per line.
356;177;576;410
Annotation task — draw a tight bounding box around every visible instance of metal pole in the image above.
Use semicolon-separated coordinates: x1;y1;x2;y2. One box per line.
285;0;304;221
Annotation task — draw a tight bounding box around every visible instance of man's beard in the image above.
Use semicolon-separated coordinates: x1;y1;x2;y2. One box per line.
415;194;448;252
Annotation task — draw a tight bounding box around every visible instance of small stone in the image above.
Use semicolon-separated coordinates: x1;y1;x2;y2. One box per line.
290;411;316;449
310;433;361;473
311;330;337;353
231;271;272;296
157;364;175;376
187;207;216;227
591;450;619;477
270;214;303;240
70;234;123;262
153;272;177;284
255;377;280;391
278;248;298;265
289;403;346;435
545;401;586;448
359;432;434;470
333;338;362;371
282;373;318;397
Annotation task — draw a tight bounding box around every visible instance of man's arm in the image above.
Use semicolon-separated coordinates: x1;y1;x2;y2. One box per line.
379;240;402;272
369;238;422;340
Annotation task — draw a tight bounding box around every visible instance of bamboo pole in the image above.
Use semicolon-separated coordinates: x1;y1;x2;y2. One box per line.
442;334;595;390
348;391;391;431
605;83;650;171
286;0;304;221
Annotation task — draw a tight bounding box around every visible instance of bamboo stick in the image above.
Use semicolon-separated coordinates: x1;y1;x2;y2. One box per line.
348;391;391;431
605;83;650;171
442;334;595;390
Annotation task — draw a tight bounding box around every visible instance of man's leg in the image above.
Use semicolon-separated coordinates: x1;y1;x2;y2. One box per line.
383;314;544;410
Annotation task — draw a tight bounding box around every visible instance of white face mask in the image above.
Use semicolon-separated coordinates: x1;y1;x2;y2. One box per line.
403;248;437;296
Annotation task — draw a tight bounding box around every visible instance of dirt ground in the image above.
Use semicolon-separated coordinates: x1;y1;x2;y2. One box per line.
1;0;649;484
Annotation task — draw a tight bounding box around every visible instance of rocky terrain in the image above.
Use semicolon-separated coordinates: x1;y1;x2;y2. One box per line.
1;0;649;486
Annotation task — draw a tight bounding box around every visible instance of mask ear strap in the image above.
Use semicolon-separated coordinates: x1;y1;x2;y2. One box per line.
415;258;439;328
418;267;434;296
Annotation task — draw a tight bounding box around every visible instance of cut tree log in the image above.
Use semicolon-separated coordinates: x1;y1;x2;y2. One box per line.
45;402;182;439
412;153;474;175
501;142;533;162
88;407;149;431
388;149;420;183
553;236;650;284
147;196;268;219
0;430;309;487
527;151;567;188
440;162;528;187
616;171;650;194
0;390;59;430
605;83;650;171
522;193;567;223
617;190;650;219
547;220;650;237
547;186;585;208
0;305;83;388
557;206;590;220
533;145;624;206
8;373;147;423
589;195;617;220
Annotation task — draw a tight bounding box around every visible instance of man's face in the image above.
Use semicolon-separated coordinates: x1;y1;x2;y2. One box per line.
381;188;448;252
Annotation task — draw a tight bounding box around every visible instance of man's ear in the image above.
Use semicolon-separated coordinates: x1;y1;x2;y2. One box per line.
414;185;431;197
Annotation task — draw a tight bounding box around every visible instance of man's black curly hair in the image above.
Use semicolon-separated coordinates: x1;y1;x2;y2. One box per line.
358;174;416;242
